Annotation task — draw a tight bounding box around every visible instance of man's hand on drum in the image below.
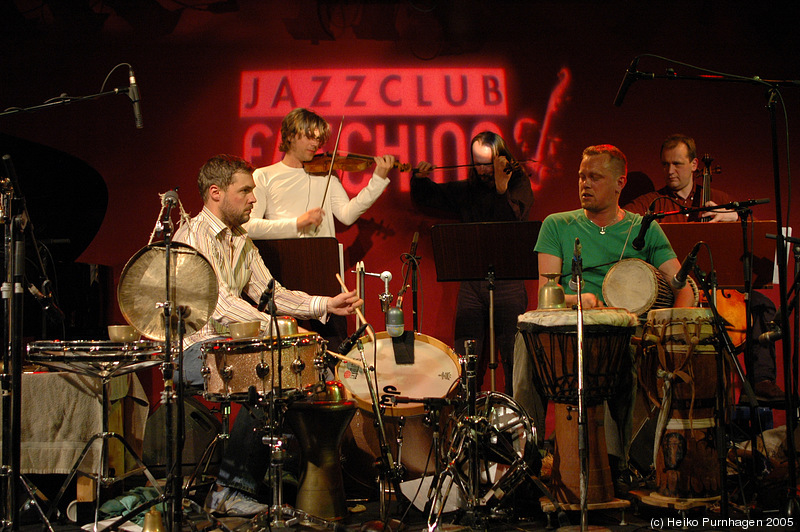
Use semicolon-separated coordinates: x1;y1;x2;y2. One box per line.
566;292;605;309
327;289;363;316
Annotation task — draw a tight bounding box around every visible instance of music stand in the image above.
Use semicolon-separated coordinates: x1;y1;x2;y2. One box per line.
254;238;346;346
659;221;776;288
431;221;541;390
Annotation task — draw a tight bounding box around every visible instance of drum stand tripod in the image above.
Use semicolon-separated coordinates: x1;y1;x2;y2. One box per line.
427;342;568;531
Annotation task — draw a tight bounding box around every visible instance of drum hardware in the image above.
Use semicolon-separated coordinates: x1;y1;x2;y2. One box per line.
27;340;166;531
427;373;566;530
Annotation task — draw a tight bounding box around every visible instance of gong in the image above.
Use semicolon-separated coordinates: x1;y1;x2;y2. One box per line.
118;241;217;341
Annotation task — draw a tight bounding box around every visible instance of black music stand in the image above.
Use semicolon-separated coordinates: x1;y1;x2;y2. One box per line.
254;238;346;348
431;221;541;390
659;221;777;289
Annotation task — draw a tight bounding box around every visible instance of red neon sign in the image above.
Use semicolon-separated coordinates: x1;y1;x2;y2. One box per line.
240;68;508;117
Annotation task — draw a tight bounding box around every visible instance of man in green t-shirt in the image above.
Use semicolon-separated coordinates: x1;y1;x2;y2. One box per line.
515;144;693;479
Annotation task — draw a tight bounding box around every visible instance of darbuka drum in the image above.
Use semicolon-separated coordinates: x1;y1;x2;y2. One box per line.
27;340;164;379
603;258;698;317
518;307;638;405
640;308;721;499
200;333;321;401
337;332;460;483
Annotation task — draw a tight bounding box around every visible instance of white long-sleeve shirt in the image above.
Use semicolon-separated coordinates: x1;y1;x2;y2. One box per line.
243;161;390;239
174;207;328;347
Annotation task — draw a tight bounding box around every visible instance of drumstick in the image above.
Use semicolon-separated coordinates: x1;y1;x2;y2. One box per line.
325;349;364;367
335;273;376;342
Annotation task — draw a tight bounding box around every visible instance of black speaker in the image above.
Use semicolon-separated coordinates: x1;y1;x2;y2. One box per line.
142;395;222;477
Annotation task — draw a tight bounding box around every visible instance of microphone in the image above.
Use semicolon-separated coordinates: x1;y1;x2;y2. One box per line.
162;189;179;207
613;57;640;107
257;279;275;313
758;309;782;345
758;327;782;346
338;322;370;355
386;306;404;338
379;270;393;312
409;231;419;257
28;281;65;323
632;212;655;251
128;67;143;129
568;237;583;291
670;242;702;290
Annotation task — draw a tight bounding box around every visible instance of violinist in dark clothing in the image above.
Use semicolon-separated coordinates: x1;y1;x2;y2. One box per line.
411;131;533;394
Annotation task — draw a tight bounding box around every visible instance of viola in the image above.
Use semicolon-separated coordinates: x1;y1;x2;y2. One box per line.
304;151;412;174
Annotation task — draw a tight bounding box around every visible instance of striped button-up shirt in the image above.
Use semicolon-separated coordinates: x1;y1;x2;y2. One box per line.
174;207;328;347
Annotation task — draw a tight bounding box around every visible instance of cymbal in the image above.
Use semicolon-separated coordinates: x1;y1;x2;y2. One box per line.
118;242;218;342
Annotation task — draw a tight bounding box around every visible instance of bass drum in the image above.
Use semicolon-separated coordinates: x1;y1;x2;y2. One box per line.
337;332;460;493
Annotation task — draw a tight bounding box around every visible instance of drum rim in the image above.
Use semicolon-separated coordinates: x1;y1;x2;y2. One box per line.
199;333;320;353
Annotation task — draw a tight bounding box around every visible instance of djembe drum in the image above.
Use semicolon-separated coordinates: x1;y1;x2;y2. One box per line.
518;307;638;504
603;258;699;318
639;307;721;500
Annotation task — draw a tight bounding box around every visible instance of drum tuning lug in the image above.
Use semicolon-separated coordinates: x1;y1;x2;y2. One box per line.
221;365;234;381
200;365;210;377
256;362;270;379
291;358;305;375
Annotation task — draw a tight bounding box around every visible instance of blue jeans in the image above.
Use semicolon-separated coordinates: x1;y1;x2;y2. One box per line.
183;339;295;499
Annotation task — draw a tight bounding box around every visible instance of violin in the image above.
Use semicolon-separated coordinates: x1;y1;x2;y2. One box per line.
304;151;412;174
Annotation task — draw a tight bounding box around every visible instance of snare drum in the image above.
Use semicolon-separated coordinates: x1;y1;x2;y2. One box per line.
27;340;164;379
640;308;721;499
200;333;321;401
337;332;460;484
602;258;698;317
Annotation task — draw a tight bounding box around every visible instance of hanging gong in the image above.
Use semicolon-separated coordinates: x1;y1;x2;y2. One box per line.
118;241;218;342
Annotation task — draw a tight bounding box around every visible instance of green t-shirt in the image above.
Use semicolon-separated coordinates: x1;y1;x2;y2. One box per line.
534;209;677;304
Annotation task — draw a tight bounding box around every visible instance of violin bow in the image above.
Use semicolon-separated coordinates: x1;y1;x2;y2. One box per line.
319;116;345;209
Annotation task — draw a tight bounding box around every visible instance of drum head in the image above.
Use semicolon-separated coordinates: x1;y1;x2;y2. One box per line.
118;242;218;341
336;331;460;416
603;258;663;315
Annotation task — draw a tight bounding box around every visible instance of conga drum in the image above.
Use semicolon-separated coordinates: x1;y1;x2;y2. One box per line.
639;308;721;500
518;307;638;504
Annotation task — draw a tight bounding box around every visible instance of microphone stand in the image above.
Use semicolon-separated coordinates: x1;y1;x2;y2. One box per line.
619;61;798;513
0;87;139;120
689;260;759;520
573;265;589;531
158;201;183;532
353;330;404;529
0;155;56;531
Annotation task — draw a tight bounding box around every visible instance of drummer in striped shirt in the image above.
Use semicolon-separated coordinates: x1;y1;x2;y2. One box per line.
174;154;362;516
